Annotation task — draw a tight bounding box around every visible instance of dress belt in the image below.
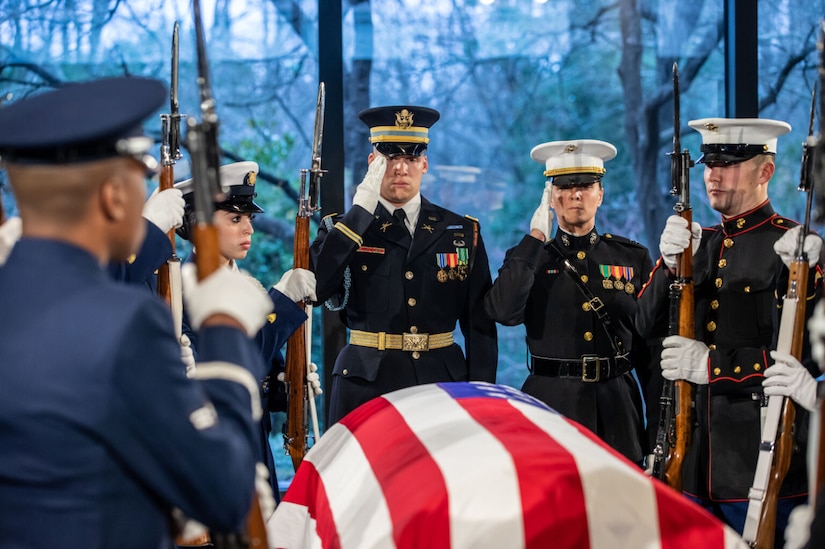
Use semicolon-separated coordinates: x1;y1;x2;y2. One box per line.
530;354;632;382
349;329;454;352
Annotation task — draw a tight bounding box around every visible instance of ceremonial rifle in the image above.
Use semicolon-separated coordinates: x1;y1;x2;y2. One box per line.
283;82;325;471
177;1;269;547
651;62;694;492
158;21;184;338
741;82;818;549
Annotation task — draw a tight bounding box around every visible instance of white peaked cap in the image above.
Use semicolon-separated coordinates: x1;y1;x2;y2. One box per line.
688;118;791;155
530;139;617;178
175;161;260;195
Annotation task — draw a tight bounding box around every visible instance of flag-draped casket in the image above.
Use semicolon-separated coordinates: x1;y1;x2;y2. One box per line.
269;382;746;549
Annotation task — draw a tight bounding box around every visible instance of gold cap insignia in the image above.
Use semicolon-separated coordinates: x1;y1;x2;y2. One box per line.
246;172;256;186
705;122;718;132
565;144;578;153
395;109;414;129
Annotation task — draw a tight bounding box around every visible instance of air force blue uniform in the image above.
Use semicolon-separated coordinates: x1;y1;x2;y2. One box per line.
0;239;266;548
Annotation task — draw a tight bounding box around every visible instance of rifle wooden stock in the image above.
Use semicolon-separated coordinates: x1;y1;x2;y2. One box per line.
156;163;177;304
284;214;310;471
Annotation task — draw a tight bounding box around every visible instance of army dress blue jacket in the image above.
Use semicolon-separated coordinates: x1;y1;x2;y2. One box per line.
0;239;266;548
636;201;822;501
311;198;498;424
484;229;652;462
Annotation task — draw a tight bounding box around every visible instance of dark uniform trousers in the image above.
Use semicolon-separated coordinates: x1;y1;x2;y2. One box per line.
310;198;498;425
636;201;822;537
484;230;652;463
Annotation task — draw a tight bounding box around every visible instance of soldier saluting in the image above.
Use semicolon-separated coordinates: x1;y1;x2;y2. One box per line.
311;105;498;425
484;139;653;464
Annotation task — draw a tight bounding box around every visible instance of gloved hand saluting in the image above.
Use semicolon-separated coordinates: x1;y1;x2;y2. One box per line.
142;187;185;233
352;155;386;214
660;335;709;385
0;216;22;266
659;215;701;270
773;225;823;268
181;263;273;338
763;350;818;412
273;268;317;303
529;185;554;242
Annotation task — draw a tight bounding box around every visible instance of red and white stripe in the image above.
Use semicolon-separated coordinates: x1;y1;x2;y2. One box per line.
269;382;746;549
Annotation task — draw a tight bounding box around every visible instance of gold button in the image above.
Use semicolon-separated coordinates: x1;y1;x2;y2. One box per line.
409;326;418;333
577;251;586;260
706;321;717;332
267;313;277;324
713;368;721;376
744;286;751;293
583;331;593;342
715;278;723;288
412;351;421;359
361;265;368;271
580;275;589;283
127;254;137;264
342;369;349;376
709;344;717;350
754;363;762;372
724;238;734;248
582;302;591;312
718;259;727;268
405;271;414;280
734;366;741;374
711;299;719;310
408;297;417;306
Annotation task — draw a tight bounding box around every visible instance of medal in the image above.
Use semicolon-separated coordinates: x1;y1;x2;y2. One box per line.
614;280;625;291
437;270;448;282
446;252;458;281
436;253;448;283
457;264;468;281
625;282;635;294
456;248;469;281
603;279;614;290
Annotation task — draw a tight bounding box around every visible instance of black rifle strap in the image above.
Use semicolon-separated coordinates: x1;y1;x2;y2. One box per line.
547;241;626;357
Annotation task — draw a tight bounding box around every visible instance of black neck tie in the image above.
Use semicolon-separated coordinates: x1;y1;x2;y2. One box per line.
393;208;411;243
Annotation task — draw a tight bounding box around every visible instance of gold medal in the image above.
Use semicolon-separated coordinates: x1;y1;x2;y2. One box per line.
457;265;468;281
437;269;448;283
448;269;457;280
602;279;614;290
614;280;625;291
625;282;635;294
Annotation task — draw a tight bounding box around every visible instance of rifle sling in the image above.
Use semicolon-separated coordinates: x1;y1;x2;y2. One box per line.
547;241;627;358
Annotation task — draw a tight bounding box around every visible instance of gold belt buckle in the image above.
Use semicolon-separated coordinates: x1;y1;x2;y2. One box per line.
402;333;430;352
581;356;601;382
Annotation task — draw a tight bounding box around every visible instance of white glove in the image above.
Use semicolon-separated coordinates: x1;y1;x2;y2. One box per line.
774;225;823;268
659;215;701;270
660;335;709;385
764;350;818;412
643;453;655;476
181;263;274;338
0;216;22;266
808;300;825;373
784;503;813;549
180;334;196;376
352;155;386;213
529;186;554;241
142;187;185;233
277;362;322;397
273;268;317;302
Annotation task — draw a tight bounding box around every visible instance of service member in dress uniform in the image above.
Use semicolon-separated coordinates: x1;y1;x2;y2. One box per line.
175;161;320;500
484;139;652;463
0;77;276;548
310;105;498;425
636;118;824;541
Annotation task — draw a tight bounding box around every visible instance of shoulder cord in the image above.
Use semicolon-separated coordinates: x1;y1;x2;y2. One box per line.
322;215;350;311
547;241;627;357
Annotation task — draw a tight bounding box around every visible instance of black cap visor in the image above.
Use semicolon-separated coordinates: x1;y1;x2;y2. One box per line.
374;142;428;158
550;173;603;188
697;143;770;166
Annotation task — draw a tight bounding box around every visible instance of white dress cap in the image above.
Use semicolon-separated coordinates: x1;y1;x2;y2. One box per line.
688;118;791;162
175;161;260;196
530;139;617;178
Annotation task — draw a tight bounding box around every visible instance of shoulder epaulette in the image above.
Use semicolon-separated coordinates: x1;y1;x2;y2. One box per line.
771;216;800;230
602;233;647;249
322;212;339;220
465;214;479;223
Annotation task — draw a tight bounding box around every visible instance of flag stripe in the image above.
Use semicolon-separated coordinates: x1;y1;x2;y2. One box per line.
385;385;525;548
458;396;590;549
341;395;451;549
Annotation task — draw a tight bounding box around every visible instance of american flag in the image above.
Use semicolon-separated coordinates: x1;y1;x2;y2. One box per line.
268;382;746;549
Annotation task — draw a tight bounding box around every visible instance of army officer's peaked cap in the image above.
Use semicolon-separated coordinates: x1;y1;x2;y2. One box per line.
359;105;440;158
